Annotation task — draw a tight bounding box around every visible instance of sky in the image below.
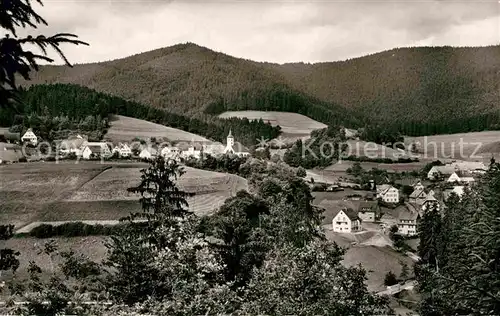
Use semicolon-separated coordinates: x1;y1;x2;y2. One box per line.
11;0;500;64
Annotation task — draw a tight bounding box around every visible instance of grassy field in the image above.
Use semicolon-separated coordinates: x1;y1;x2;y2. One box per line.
218;111;327;140
105;115;210;144
0;161;248;230
344;140;412;160
405;130;500;161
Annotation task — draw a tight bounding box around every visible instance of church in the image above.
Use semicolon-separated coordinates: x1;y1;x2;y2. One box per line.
223;130;250;157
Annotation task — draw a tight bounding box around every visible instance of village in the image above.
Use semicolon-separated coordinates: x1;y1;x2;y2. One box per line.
1;125;488;245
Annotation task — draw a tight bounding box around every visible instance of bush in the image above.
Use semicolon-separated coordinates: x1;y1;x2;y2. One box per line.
296;167;306;178
311;183;329;192
384;271;398;286
28;222;126;238
18;157;27;162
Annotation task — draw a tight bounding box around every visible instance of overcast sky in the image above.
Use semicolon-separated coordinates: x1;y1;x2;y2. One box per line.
15;0;500;64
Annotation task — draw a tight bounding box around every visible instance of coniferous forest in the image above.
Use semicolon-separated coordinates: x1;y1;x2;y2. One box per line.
16;43;500;137
0;84;281;145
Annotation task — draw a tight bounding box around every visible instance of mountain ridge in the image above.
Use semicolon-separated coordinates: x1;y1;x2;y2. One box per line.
20;42;500;136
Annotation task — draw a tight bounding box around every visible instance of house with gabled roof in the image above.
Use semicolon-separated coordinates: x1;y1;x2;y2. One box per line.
376;184;399;203
427;166;455;180
397;206;420;236
21;128;38;146
421;193;440;212
332;208;361;233
409;188;427;205
357;201;379;222
81;142;111;159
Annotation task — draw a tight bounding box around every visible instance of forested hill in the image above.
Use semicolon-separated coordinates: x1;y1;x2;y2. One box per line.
1;84;280;146
20;43;500;136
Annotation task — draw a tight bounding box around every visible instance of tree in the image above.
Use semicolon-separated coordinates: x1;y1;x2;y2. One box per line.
1;0;88;107
384;271;398;286
296;166;306;177
0;224;20;280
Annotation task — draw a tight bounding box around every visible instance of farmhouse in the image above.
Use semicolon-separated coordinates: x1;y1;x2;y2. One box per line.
182;146;202;159
427;166;456;180
81;142;111;159
357;201;379;222
21;128;38;146
376;184;399;203
224;130;250;157
332;208;361;233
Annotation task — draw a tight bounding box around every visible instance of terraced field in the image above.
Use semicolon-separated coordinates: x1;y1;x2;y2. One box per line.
105;115;210;144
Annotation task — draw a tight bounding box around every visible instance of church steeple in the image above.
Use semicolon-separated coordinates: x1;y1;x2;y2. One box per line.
228;129;233;138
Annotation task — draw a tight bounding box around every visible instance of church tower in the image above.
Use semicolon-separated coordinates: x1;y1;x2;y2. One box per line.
224;129;235;154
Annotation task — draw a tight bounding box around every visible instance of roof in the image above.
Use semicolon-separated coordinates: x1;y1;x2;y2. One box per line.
424;194;438;202
409;188;426;199
358;201;379;212
377;184;396;195
232;141;249;153
316;200;358;224
334;208;359;221
429;166;456;175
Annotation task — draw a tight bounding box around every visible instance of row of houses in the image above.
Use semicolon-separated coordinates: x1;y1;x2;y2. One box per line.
58;131;251;160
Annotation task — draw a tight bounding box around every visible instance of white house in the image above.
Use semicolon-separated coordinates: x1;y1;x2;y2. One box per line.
397;208;419;236
376;184;400;203
446;172;475;184
161;146;181;161
21;128;38;146
332;208;361;233
223;130;250;157
182;146;202;159
139;147;158;160
112;143;132;158
427;166;456;180
82;143;111;160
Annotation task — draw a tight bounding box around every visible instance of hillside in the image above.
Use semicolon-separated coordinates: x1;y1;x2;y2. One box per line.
105;115;210;143
0;161;248;229
218;110;327;139
19;43;500;136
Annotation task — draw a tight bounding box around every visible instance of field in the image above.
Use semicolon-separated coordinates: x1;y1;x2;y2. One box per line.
105;115;210;144
344;140;412;160
218;111;327;140
405;130;500;161
0;161;248;231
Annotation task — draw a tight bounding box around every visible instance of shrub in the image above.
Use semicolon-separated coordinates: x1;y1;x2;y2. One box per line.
27;222;126;238
384;271;398;286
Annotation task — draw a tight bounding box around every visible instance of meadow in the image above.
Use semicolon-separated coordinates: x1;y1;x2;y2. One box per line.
105;115;210;144
0;161;248;231
218;110;327;140
405;130;500;161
